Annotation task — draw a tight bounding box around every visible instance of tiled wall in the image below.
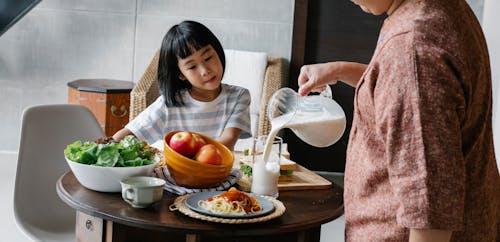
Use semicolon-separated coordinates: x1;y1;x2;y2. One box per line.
0;0;294;151
0;0;484;152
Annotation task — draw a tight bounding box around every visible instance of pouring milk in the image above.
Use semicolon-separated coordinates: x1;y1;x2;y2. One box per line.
251;87;346;197
262;107;346;162
262;86;346;162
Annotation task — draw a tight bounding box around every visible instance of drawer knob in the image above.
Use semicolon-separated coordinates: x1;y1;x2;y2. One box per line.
111;105;128;118
85;219;94;231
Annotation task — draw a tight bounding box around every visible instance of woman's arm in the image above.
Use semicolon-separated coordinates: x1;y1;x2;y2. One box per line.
298;61;367;96
409;229;452;242
112;128;134;142
217;127;242;151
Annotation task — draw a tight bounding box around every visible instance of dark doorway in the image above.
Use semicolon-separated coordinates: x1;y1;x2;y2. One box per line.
287;0;385;172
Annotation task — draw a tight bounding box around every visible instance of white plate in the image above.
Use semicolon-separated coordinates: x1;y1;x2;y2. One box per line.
185;191;275;219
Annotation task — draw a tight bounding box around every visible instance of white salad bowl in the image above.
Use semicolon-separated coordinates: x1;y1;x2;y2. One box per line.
65;156;158;192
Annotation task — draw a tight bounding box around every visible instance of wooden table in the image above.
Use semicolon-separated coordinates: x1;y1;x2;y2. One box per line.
56;172;344;242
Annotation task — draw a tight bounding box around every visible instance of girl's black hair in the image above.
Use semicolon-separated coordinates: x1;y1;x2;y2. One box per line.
158;20;226;107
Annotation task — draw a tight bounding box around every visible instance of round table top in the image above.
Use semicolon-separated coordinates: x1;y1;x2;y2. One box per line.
57;172;344;237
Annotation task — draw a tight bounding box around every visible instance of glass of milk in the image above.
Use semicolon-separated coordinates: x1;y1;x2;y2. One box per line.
251;135;282;198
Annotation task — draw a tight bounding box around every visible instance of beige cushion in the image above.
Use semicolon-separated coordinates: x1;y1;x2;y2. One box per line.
222;49;268;136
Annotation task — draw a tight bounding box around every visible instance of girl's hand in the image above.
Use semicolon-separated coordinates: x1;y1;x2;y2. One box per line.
298;61;368;96
112;128;133;142
218;127;242;151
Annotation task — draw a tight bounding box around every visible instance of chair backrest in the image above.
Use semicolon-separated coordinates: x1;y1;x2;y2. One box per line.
129;49;285;137
14;104;104;240
222;49;267;135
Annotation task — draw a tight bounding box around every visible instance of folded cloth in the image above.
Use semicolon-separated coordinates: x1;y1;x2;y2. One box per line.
152;166;242;195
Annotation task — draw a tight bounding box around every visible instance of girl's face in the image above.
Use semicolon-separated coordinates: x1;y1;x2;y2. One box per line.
177;45;223;98
350;0;405;15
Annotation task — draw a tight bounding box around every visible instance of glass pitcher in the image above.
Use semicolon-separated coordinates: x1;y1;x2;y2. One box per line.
266;85;346;148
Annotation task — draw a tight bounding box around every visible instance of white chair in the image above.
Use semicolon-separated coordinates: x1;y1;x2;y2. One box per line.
14;104;104;242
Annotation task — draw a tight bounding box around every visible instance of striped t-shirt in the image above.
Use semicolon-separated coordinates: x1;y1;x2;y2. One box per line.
126;84;251;144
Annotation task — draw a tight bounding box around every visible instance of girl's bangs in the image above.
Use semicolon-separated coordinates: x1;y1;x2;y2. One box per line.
173;35;208;59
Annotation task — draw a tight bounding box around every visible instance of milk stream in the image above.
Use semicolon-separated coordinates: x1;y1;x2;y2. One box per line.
251;108;345;197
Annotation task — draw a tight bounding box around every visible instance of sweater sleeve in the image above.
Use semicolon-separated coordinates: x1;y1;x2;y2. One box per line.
125;96;167;144
225;87;252;139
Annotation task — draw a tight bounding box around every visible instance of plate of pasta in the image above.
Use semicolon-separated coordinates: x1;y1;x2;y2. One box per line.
185;187;275;219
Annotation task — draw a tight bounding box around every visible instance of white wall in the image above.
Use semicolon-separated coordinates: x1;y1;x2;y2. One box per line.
483;0;500;172
0;0;294;152
466;0;484;21
0;0;488;154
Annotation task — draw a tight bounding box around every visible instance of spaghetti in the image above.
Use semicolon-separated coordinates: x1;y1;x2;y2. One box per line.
198;187;263;215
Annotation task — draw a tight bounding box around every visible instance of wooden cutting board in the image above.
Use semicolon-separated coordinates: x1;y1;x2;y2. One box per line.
277;164;332;190
234;154;332;191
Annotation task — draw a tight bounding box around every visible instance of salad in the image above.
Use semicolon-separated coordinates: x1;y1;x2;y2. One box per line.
64;135;157;167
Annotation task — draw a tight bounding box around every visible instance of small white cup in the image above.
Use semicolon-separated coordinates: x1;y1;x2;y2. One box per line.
120;176;165;208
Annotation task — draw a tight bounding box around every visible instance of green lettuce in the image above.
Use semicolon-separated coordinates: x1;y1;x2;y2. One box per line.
64;135;156;167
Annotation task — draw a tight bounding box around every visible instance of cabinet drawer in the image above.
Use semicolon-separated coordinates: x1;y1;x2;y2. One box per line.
76;211;104;242
68;79;134;137
104;93;131;136
68;88;107;126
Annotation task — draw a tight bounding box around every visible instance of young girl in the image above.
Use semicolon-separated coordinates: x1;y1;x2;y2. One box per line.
113;21;251;150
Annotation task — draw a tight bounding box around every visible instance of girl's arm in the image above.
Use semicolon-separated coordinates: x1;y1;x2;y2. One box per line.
112;128;134;142
217;127;242;151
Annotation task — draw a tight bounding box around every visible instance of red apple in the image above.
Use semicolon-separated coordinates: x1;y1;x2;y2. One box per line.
194;144;223;165
169;131;198;157
192;133;207;152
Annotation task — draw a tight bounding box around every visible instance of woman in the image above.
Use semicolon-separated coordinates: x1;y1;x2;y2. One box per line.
298;0;499;241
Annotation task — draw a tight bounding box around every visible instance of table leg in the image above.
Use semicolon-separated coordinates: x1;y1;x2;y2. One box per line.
186;234;202;242
297;226;321;242
105;221;114;242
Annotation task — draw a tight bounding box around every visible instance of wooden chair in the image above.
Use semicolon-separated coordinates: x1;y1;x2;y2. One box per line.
129;50;285;136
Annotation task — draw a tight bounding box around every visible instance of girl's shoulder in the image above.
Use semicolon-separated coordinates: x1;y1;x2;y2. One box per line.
221;83;250;96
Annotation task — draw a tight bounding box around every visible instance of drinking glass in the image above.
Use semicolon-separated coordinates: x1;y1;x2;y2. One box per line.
250;135;282;198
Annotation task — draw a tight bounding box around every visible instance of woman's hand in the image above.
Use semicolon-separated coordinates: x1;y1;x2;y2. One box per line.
298;62;338;96
409;229;452;242
298;61;368;96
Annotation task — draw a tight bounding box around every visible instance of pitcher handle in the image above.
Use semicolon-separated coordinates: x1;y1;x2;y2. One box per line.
319;85;333;99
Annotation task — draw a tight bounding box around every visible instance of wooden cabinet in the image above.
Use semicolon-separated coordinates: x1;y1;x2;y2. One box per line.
68;79;134;137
